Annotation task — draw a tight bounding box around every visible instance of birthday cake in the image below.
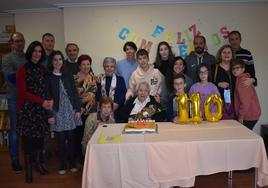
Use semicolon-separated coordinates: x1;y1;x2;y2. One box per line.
123;120;157;134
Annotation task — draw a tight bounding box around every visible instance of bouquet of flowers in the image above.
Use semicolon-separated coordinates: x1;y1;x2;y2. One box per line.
136;105;162;120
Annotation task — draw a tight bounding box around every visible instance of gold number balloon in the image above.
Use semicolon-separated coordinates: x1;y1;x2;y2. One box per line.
176;93;189;124
189;92;202;123
204;94;223;122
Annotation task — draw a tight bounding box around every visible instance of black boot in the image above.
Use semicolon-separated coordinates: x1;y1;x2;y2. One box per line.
12;159;23;174
34;150;48;175
24;154;32;183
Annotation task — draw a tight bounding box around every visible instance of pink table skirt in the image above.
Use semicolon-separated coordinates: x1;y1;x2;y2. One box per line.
82;120;268;188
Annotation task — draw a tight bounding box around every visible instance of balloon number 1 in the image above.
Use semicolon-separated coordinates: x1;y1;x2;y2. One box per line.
176;93;223;124
189;93;203;123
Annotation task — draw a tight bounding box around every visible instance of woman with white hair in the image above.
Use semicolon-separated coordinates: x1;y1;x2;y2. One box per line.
96;57;127;122
119;81;164;122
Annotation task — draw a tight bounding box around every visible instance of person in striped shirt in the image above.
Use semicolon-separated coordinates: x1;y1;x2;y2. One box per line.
228;30;257;86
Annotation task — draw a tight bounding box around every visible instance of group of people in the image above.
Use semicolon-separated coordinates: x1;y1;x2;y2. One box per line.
1;30;261;183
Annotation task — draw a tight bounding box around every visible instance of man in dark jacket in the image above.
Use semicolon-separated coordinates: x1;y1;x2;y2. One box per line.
185;35;216;83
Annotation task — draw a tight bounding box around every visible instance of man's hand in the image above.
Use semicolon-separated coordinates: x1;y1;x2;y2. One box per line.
242;77;254;87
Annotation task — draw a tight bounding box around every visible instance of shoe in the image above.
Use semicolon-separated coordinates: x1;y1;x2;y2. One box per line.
70;167;78;173
58;169;67;175
34;150;48;175
35;163;48;175
12;159;23;174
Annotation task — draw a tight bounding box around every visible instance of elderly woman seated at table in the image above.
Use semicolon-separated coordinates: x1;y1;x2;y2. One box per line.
119;81;165;122
96;57;127;122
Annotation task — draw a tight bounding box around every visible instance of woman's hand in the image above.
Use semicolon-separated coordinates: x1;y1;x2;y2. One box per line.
173;117;179;123
48;117;55;125
218;82;229;89
82;92;95;105
42;100;53;110
125;92;133;102
75;112;81;121
154;93;161;103
95;74;103;83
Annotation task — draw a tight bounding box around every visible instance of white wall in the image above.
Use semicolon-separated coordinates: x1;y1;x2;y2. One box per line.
0;15;14;26
14;11;65;52
13;2;268;133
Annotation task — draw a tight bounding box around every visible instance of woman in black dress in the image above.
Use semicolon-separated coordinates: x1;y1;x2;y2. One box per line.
16;41;53;183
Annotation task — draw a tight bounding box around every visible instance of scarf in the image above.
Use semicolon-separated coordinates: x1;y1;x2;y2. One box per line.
101;73;117;100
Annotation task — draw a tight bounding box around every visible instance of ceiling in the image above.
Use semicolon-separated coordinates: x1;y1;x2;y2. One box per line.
1;0;268;14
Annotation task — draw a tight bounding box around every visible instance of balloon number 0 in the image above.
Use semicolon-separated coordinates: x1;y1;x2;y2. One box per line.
176;93;223;124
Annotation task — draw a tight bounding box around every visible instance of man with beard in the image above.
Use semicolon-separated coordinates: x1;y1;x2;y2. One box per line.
116;41;138;89
185;35;216;83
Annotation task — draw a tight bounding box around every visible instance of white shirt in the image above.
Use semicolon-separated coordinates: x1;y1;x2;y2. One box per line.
130;96;150;115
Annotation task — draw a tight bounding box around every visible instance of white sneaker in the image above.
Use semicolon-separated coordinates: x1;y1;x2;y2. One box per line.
58;169;66;175
70;168;78;173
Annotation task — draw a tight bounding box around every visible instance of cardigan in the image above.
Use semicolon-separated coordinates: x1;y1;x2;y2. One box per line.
16;64;47;112
45;73;81;113
96;75;126;107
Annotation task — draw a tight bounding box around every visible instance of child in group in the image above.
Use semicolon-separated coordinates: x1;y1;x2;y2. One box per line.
46;50;82;175
167;73;187;122
125;49;164;102
189;63;220;119
82;96;115;154
232;59;261;130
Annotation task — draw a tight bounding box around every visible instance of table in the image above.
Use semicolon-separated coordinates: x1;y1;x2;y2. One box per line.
82;120;268;188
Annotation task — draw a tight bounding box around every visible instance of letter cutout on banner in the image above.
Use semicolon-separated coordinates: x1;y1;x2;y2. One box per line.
139;39;153;53
187;43;194;54
176;93;189;124
204;94;223;122
189;24;201;37
178;44;188;59
118;27;130;40
211;33;221;45
166;31;175;44
184;30;192;42
189;92;202;123
152;25;165;38
128;33;139;43
176;32;185;44
220;26;229;39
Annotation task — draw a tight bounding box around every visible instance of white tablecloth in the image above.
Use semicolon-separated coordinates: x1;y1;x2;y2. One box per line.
82;120;268;188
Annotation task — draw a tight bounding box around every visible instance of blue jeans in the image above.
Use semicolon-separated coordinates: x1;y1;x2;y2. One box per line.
8;99;19;161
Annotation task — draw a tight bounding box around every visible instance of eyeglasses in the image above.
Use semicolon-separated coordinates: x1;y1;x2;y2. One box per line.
13;39;25;43
199;70;208;75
